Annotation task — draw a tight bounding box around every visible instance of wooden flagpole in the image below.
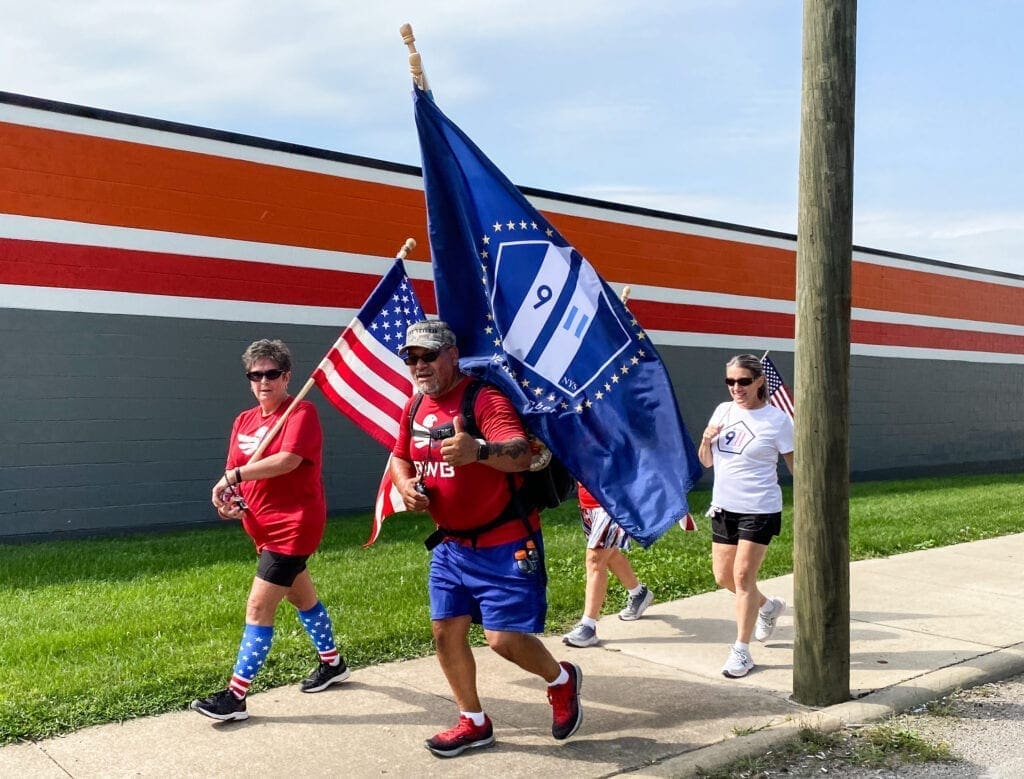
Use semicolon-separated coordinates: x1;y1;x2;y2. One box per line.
399;23;430;94
246;237;417;465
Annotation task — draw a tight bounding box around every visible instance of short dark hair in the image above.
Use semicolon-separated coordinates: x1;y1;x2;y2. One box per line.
726;354;767;400
242;339;292;372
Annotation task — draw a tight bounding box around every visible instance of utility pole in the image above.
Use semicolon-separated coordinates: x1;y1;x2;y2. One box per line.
792;0;857;706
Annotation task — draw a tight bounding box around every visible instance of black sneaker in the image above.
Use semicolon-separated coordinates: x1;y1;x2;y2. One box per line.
300;660;351;693
189;689;249;721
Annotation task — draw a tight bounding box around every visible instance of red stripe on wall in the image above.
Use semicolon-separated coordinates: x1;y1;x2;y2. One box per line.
630;299;1024;356
0;237;438;312
5;237;1022;355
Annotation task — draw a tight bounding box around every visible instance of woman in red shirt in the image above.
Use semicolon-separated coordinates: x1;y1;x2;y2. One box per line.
190;339;349;721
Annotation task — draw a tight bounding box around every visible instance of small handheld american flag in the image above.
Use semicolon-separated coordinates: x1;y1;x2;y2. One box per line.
761;354;795;419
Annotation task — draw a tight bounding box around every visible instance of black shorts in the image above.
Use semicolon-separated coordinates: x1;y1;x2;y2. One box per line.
256;549;309;587
710;509;781;546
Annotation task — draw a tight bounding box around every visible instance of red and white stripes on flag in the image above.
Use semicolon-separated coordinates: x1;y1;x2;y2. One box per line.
760;354;795;419
678;513;697;532
312;259;424;546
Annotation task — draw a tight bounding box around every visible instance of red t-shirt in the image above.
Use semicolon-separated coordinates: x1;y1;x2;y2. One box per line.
392;377;539;547
226;398;326;555
577;483;601;510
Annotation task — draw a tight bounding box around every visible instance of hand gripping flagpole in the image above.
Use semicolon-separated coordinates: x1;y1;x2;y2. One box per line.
400;22;433;99
246;238;418;465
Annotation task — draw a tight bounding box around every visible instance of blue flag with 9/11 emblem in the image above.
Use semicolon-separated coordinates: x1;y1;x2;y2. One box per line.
413;86;701;547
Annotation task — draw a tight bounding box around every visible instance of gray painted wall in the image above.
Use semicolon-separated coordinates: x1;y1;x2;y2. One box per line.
3;308;1020;540
2;309;385;539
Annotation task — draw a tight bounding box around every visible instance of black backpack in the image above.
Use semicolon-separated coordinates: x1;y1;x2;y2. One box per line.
408;378;576;514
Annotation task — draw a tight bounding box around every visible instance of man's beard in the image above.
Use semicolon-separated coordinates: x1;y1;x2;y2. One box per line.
414;374;442;396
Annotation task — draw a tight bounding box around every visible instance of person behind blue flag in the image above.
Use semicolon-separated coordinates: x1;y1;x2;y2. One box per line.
411;85;702;547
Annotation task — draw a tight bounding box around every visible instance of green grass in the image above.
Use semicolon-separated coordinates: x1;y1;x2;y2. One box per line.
697;721;954;778
1;472;1021;744
849;723;954;767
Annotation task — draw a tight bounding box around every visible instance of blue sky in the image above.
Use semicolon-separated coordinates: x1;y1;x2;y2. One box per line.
4;1;1021;277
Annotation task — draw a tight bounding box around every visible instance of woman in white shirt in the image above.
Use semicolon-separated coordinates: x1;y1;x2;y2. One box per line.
698;354;794;679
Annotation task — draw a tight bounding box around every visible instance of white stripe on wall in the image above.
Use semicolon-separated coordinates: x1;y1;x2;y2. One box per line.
5;284;1021;364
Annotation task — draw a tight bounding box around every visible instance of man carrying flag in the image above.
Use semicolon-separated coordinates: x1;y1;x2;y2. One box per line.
411;84;702;549
390;319;583;757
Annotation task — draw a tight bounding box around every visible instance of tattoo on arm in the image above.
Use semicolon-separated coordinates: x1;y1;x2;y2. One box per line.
490;438;529;459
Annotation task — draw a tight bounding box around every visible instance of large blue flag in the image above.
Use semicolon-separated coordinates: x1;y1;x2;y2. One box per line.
412;86;701;547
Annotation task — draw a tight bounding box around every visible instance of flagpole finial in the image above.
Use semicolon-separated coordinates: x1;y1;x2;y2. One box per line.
399;22;430;93
397;237;417;259
620;285;632;305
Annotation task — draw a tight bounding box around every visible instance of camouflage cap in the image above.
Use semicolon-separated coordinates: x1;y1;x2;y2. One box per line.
398;320;457;356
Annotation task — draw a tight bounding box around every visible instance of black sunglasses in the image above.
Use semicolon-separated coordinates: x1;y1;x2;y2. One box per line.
246;369;286;382
724;377;755;387
403;350;444;367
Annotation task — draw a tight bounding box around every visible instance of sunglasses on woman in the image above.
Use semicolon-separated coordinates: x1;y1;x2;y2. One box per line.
724;377;755;387
246;369;286;381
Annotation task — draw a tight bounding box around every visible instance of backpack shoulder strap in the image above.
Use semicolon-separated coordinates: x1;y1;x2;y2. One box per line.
407;391;425;432
459;379;485;438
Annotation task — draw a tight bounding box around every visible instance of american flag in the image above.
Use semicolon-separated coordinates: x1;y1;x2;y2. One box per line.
312;259;424;546
761;354;795;419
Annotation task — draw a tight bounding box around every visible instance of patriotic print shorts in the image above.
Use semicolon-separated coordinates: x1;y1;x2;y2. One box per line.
580;505;632;551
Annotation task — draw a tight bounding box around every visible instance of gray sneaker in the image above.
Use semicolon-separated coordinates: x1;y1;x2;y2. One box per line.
618;585;653;621
721;645;755;678
562;623;599;647
754;597;786;643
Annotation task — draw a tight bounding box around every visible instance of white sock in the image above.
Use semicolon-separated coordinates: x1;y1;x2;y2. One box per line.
460;710;486;727
734;641;750;653
759;598;775;614
627;583;645;597
580;615;597;629
548;666;569;687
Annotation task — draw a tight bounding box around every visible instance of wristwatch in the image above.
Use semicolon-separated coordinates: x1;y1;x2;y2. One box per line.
476;438;490;461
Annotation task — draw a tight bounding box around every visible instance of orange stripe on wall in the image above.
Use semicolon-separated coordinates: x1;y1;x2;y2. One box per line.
555;212;796;301
0;121;428;262
852;261;1024;327
3;120;1023;327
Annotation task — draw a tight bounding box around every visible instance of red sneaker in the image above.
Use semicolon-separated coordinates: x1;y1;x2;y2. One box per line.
425;714;495;757
547;661;583;740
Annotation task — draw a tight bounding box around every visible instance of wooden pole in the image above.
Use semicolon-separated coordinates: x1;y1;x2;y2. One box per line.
399;23;430;94
792;0;857;706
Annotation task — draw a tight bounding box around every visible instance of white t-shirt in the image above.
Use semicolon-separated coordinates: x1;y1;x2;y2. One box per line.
708;401;794;514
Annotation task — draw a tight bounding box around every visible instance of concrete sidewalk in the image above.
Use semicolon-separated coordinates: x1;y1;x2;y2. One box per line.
5;534;1024;778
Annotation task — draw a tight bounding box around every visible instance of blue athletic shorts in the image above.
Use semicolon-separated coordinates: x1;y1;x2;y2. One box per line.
428;537;547;633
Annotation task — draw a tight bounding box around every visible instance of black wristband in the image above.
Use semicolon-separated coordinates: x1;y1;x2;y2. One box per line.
476;440;490;461
235;467;242;485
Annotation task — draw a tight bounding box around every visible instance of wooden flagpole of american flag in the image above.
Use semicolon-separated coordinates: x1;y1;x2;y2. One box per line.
760;352;795;419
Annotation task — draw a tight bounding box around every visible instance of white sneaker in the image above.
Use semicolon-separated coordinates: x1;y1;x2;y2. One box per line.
562;623;599;647
754;597;786;643
721;645;754;678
